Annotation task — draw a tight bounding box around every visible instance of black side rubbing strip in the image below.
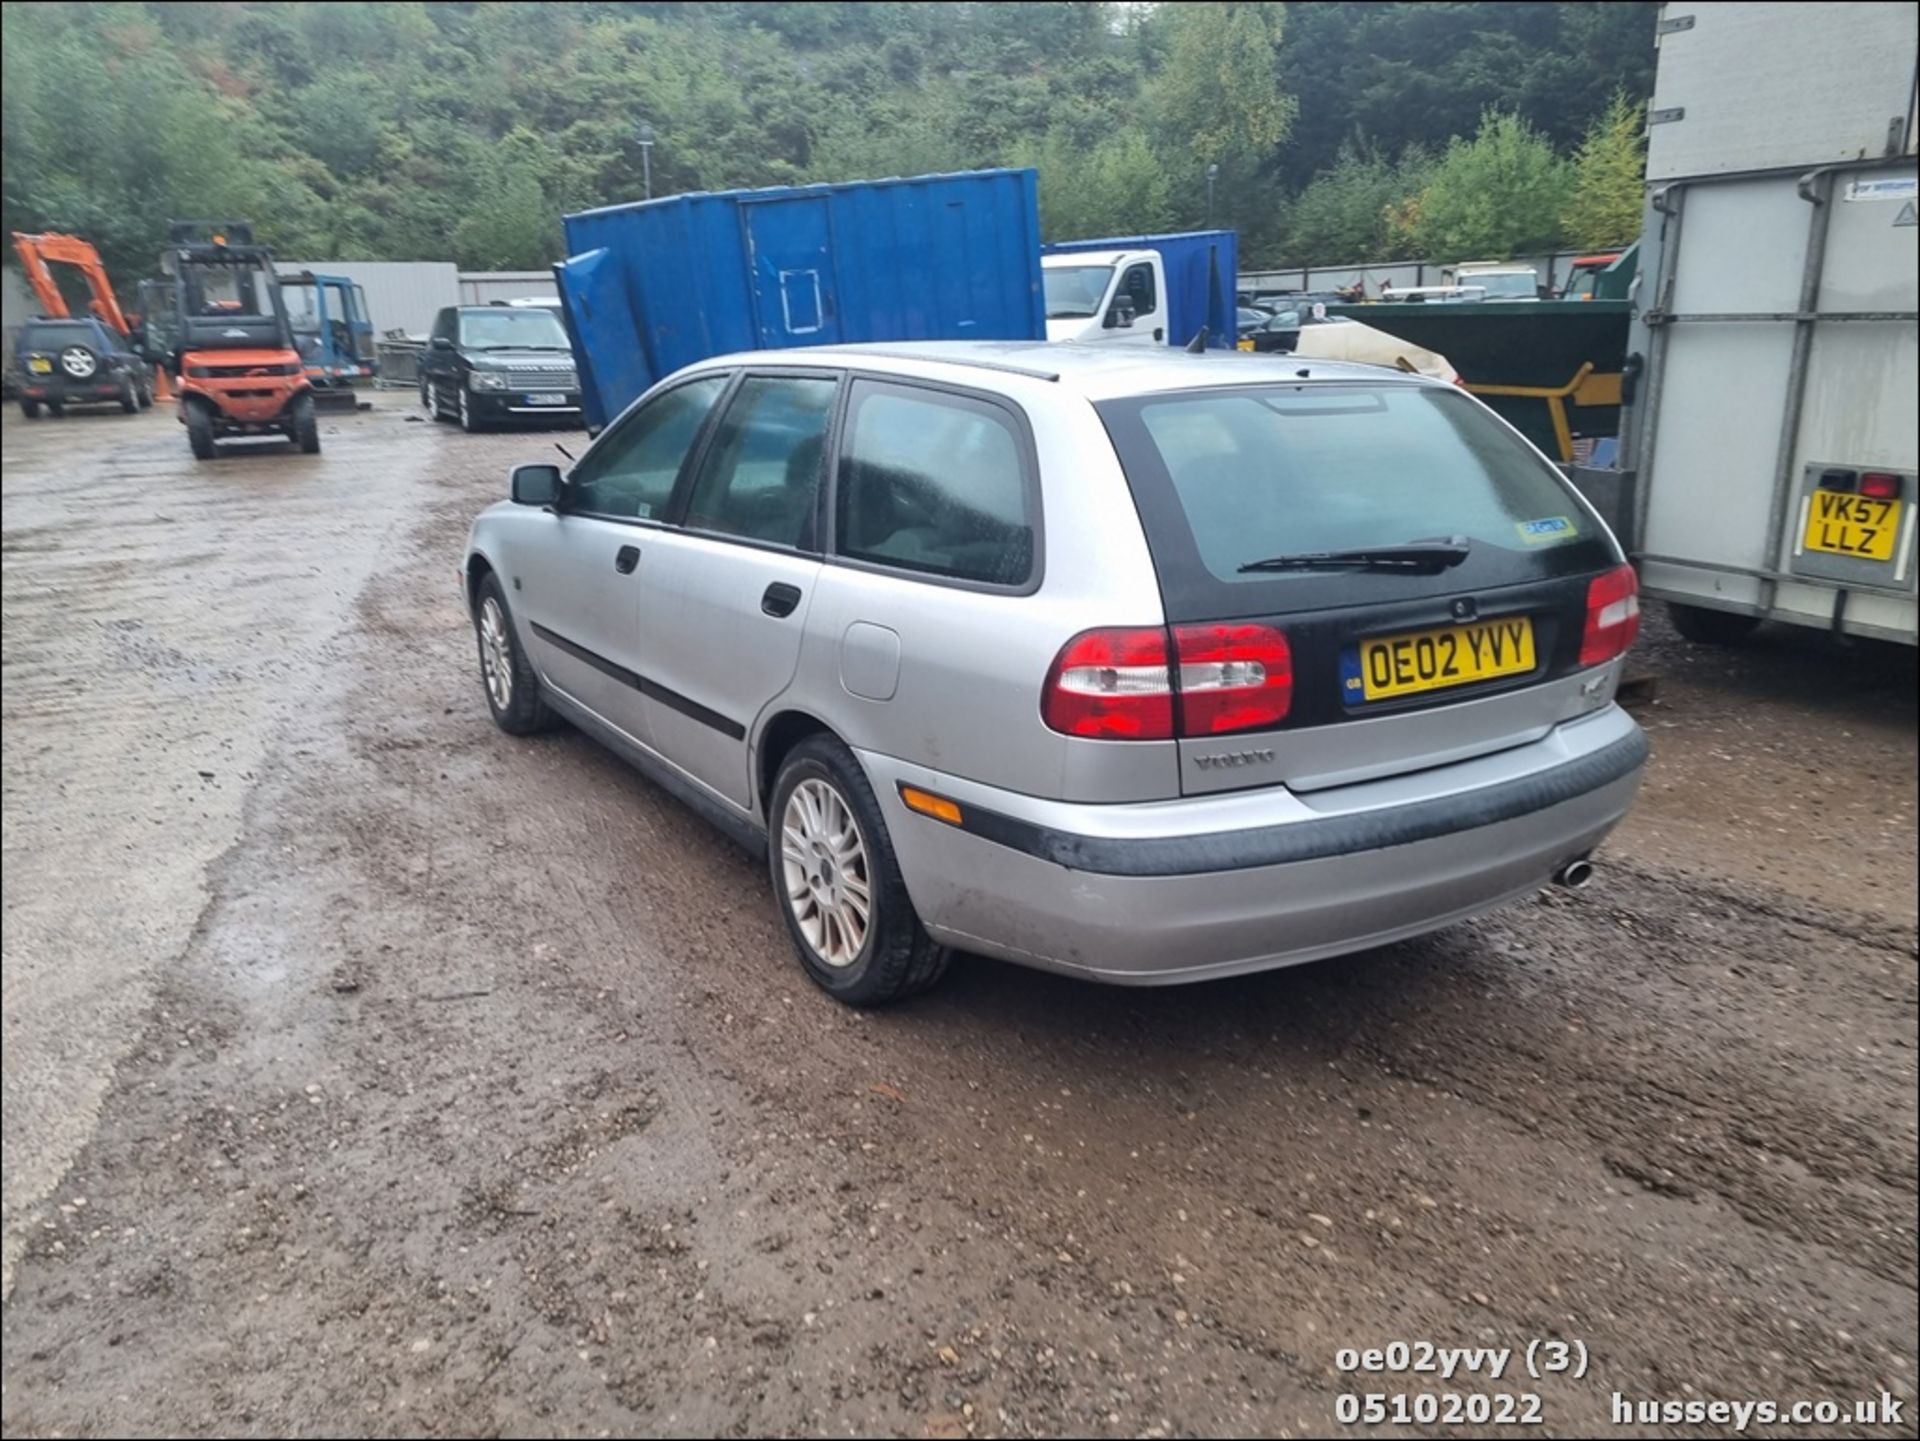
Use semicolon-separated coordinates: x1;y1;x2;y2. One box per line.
530;622;746;741
898;727;1648;879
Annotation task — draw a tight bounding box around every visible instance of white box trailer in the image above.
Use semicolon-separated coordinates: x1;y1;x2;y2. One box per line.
1624;1;1918;644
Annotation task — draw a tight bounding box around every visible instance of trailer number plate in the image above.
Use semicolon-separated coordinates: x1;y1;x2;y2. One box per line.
1802;493;1901;562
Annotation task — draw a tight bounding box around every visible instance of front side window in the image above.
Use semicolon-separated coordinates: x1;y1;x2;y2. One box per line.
682;375;839;550
836;381;1034;586
569;375;728;519
1119;262;1157;317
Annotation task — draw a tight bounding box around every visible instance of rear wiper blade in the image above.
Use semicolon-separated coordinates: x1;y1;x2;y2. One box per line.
1237;539;1472;574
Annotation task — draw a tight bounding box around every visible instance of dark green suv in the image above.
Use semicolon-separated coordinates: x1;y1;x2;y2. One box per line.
15;317;154;418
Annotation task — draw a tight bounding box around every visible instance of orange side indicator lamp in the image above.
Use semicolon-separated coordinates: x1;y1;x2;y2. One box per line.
900;786;964;826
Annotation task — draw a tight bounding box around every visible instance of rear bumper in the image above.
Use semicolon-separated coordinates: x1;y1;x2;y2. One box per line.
860;704;1647;985
20;379;125;403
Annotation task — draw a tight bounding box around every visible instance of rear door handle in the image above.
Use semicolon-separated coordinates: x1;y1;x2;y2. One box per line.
762;582;802;618
614;544;640;574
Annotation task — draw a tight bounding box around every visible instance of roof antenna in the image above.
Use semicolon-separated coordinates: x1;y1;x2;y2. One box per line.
1185;326;1210;354
554;441;575;462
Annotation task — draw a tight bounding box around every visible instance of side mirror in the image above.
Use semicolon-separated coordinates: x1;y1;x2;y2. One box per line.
510;462;563;507
1104;296;1137;330
430;335;454;351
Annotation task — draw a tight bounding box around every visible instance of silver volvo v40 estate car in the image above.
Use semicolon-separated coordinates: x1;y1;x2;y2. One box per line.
463;342;1646;1005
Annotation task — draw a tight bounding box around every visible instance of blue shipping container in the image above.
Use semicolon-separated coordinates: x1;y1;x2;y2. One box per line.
557;169;1046;427
1041;230;1238;349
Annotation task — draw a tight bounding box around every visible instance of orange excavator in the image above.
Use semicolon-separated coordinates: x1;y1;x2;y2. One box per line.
11;230;172;399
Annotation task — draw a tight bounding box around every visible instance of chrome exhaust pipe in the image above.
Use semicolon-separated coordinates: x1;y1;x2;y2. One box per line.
1554;857;1595;890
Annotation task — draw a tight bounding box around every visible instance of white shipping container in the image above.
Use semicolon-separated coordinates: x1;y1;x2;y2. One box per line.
1626;1;1919;644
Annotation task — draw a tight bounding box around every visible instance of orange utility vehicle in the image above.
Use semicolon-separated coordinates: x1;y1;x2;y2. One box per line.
152;221;318;459
11;230;135;335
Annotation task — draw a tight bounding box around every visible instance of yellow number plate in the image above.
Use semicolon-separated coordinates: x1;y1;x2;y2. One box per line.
1352;617;1536;702
28;357;52;374
1803;491;1901;562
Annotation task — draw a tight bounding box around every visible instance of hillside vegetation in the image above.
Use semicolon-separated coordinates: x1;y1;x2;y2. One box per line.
1;1;1655;285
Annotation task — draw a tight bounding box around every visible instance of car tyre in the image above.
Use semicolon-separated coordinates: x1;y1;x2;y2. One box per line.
473;572;556;736
46;401;66;419
768;736;950;1007
20;398;42;420
420;373;433;411
119;374;139;413
291;393;321;454
1668;601;1761;646
136;373;154;409
458;387;484;433
186;401;216;460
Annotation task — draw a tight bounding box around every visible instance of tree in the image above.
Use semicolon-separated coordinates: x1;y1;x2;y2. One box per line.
1405;110;1571;260
1015;127;1173;242
1282;142;1432;265
451;151;558;269
1154;2;1295;166
1562;90;1645;249
1149;1;1295;234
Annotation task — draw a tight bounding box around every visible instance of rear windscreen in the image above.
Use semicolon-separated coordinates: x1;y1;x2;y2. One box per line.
1098;382;1618;617
20;323;98;348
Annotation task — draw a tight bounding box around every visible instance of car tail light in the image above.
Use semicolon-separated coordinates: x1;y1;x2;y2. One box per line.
1042;628;1174;739
1580;563;1641;666
1859;471;1903;500
1172;623;1293;734
1043;625;1294;739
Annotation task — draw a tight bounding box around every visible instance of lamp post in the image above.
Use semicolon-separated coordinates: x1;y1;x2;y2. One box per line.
1205;163;1219;228
636;122;656;201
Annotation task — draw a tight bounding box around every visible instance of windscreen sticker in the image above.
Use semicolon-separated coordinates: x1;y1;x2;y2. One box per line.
1517;516;1576;544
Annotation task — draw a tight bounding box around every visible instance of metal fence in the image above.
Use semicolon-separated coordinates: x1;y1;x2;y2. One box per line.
1242;249;1602;299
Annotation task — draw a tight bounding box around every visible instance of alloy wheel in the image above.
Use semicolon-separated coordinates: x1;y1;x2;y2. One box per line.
479;596;513;710
780;778;872;968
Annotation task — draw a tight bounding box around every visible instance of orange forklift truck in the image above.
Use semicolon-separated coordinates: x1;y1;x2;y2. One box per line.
153;221;318;459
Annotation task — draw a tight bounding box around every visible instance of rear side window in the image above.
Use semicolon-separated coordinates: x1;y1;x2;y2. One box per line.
835;381;1034;587
569;375;728;519
682;375;838;550
1099;382;1616;615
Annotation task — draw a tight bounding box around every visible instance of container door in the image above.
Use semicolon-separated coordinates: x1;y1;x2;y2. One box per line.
743;198;843;349
556;245;654;431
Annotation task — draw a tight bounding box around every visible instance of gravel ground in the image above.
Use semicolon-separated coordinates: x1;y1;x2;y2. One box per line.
2;397;1914;1438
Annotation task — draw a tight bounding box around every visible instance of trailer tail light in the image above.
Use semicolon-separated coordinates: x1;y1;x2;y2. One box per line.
1858;471;1903;501
1043;628;1174;739
1172;623;1293;734
1580;563;1641;667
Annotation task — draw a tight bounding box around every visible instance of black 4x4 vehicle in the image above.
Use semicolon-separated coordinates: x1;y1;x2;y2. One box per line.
419;304;581;431
14;317;154;418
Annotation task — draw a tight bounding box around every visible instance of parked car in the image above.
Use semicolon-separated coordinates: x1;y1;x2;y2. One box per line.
420;303;582;431
464;342;1646;1005
1453;265;1543;300
1236;305;1275;336
13;317;154;418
